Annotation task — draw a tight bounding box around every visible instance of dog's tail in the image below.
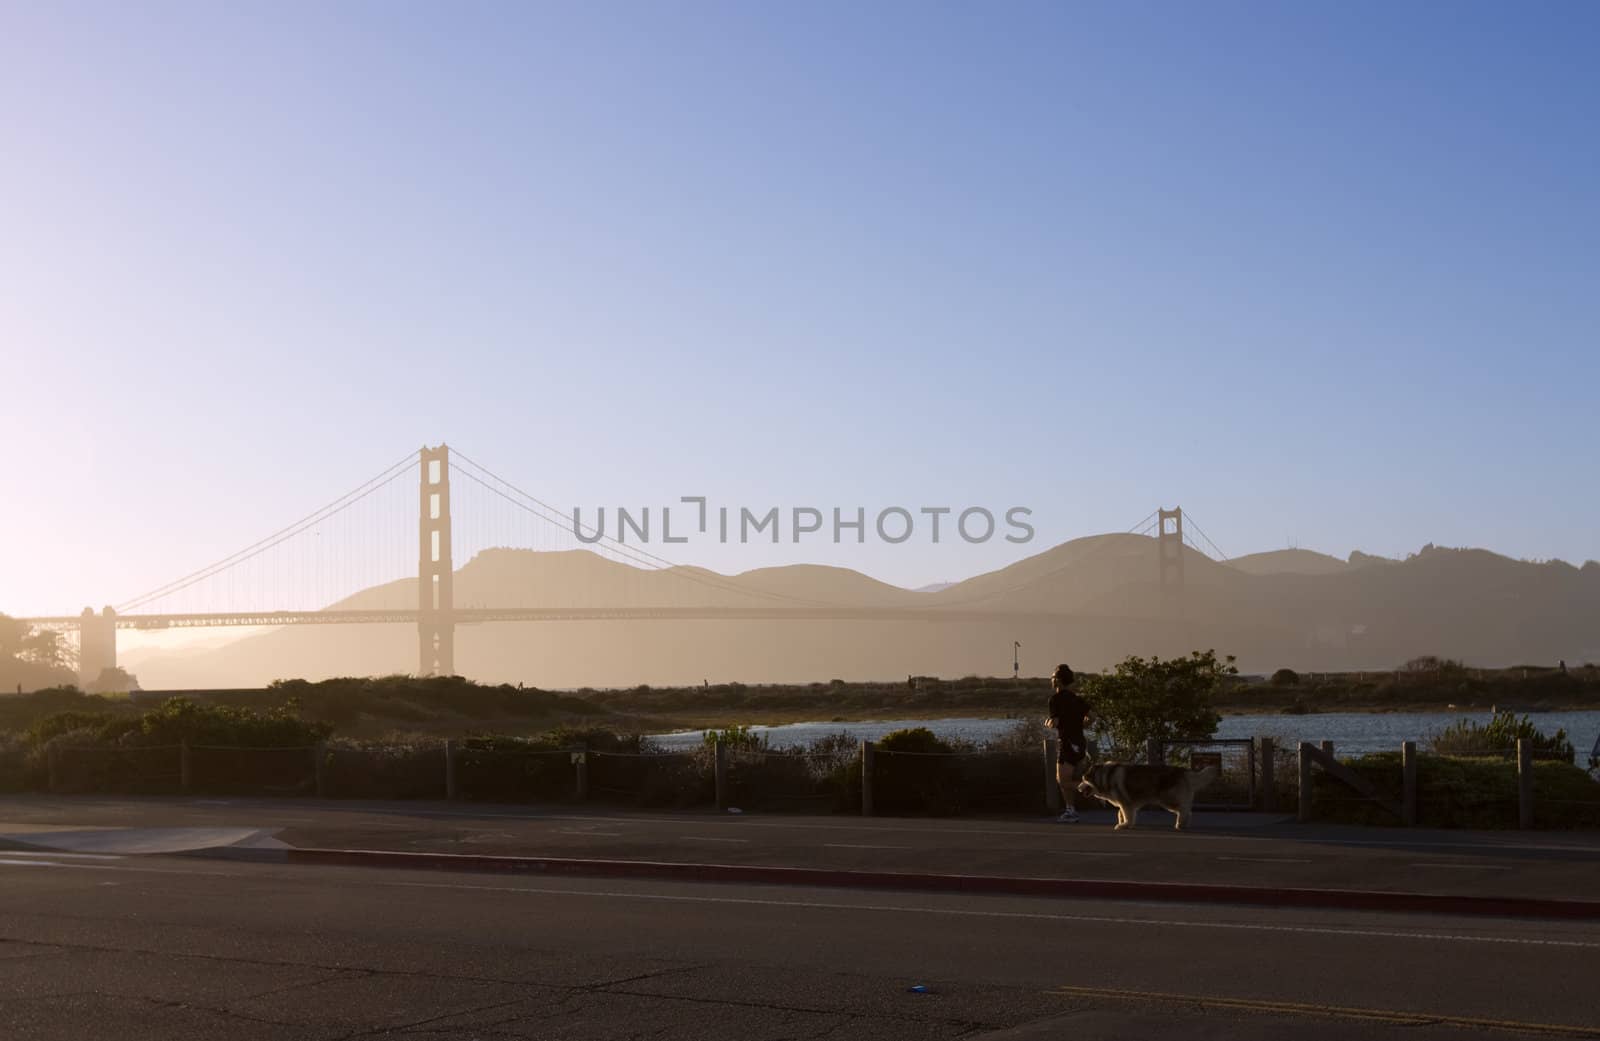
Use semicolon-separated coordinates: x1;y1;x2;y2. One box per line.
1190;764;1220;789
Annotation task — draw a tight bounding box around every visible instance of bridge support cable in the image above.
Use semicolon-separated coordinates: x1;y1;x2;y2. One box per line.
1178;511;1230;562
448;449;839;608
114;451;418;616
1126;509;1159;535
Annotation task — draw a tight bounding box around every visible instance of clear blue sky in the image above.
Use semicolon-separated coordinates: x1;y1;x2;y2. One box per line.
4;1;1597;615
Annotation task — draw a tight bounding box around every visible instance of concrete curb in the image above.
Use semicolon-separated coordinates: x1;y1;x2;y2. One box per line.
283;847;1600;920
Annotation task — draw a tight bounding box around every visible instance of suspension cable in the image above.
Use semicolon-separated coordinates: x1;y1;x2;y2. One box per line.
450;450;837;606
116;451;417;612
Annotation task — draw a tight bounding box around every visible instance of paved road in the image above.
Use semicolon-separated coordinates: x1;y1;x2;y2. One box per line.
4;795;1600;900
1;848;1599;1039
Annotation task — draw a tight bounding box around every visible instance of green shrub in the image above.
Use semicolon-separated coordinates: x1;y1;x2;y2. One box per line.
1429;712;1574;761
1314;752;1600;829
1270;668;1300;688
702;725;767;752
877;727;954;754
135;697;332;749
984;717;1049;755
324;740;447;800
455;739;579;803
0;732;33;792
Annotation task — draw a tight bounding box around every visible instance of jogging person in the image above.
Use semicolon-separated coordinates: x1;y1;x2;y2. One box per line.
1046;663;1091;822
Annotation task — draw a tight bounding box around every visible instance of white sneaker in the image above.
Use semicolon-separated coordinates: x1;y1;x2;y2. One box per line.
1055;809;1080;823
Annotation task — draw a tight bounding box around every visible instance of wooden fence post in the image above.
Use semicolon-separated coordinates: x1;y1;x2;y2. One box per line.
1297;742;1313;822
861;740;875;817
444;740;459;801
313;742;328;798
1401;741;1418;826
575;748;590;801
714;738;729;810
180;742;193;793
1517;739;1534;829
1044;737;1060;812
1259;737;1275;813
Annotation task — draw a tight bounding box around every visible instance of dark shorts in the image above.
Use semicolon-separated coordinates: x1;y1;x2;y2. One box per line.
1056;734;1086;767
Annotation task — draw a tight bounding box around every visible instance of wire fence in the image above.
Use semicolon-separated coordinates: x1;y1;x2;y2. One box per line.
1157;739;1256;811
188;745;317;797
52;745;183;795
726;748;852;811
324;744;448;800
873;748;1044;816
28;734;1600;828
455;745;577;803
590;750;712;808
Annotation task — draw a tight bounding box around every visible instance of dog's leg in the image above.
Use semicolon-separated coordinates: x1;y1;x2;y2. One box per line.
1122;802;1140;830
1113;802;1129;829
1174;798;1190;831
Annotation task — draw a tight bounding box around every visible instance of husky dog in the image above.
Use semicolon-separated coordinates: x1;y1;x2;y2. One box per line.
1075;761;1220;831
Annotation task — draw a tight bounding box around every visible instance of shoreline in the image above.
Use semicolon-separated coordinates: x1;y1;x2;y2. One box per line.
629;701;1600;735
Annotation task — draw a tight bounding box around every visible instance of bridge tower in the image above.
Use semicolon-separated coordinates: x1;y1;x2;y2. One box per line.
78;606;117;688
418;445;455;676
1157;507;1184;616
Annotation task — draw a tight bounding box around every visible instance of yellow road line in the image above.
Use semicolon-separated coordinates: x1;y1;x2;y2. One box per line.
1051;985;1600;1038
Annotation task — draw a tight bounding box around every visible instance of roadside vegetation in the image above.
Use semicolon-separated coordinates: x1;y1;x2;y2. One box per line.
1310;713;1600;829
2;656;1597;825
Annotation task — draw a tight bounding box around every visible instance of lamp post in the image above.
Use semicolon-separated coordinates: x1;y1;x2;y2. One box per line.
1012;641;1021;680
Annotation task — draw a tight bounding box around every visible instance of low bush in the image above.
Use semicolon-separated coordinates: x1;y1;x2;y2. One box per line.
0;732;33;792
869;727;1041;816
456;739;578;803
1429;712;1574;761
324;741;448;800
588;747;712;808
1313;752;1600;829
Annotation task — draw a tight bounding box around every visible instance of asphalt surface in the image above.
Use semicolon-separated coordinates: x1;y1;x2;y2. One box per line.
4;795;1600;901
2;848;1600;1039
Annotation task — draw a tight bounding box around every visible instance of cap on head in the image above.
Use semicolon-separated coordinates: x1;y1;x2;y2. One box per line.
1052;664;1075;685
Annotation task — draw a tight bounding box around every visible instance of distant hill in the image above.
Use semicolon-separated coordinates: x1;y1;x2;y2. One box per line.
118;538;1600;689
1227;549;1350;576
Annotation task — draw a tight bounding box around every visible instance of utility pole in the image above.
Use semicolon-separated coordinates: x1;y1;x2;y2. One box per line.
1013;641;1021;680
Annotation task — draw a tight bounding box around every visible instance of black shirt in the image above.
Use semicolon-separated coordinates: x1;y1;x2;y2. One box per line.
1048;688;1089;746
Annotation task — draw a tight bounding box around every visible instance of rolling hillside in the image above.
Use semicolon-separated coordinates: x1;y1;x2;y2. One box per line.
116;538;1600;689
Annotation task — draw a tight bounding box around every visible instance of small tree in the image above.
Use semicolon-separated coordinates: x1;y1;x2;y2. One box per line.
1081;650;1233;758
87;666;140;694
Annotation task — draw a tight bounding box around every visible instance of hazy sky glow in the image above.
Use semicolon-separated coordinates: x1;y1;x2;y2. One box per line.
3;1;1597;616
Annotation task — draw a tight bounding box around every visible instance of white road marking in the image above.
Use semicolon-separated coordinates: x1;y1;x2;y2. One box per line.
680;836;749;844
1216;856;1311;864
0;858;123;870
556;830;623;837
376;878;1600;950
1049;851;1132;858
824;843;911;850
1409;863;1512;870
0;851;125;861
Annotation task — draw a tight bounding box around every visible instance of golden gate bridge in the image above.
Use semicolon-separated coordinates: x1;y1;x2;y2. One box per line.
19;446;1227;686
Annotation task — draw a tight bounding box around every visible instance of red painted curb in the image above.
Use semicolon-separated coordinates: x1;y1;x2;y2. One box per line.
284;847;1600;920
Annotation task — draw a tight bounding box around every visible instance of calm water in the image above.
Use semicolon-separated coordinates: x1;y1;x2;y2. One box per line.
649;710;1600;764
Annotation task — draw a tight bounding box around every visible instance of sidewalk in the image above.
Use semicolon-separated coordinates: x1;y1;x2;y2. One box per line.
3;794;1599;913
